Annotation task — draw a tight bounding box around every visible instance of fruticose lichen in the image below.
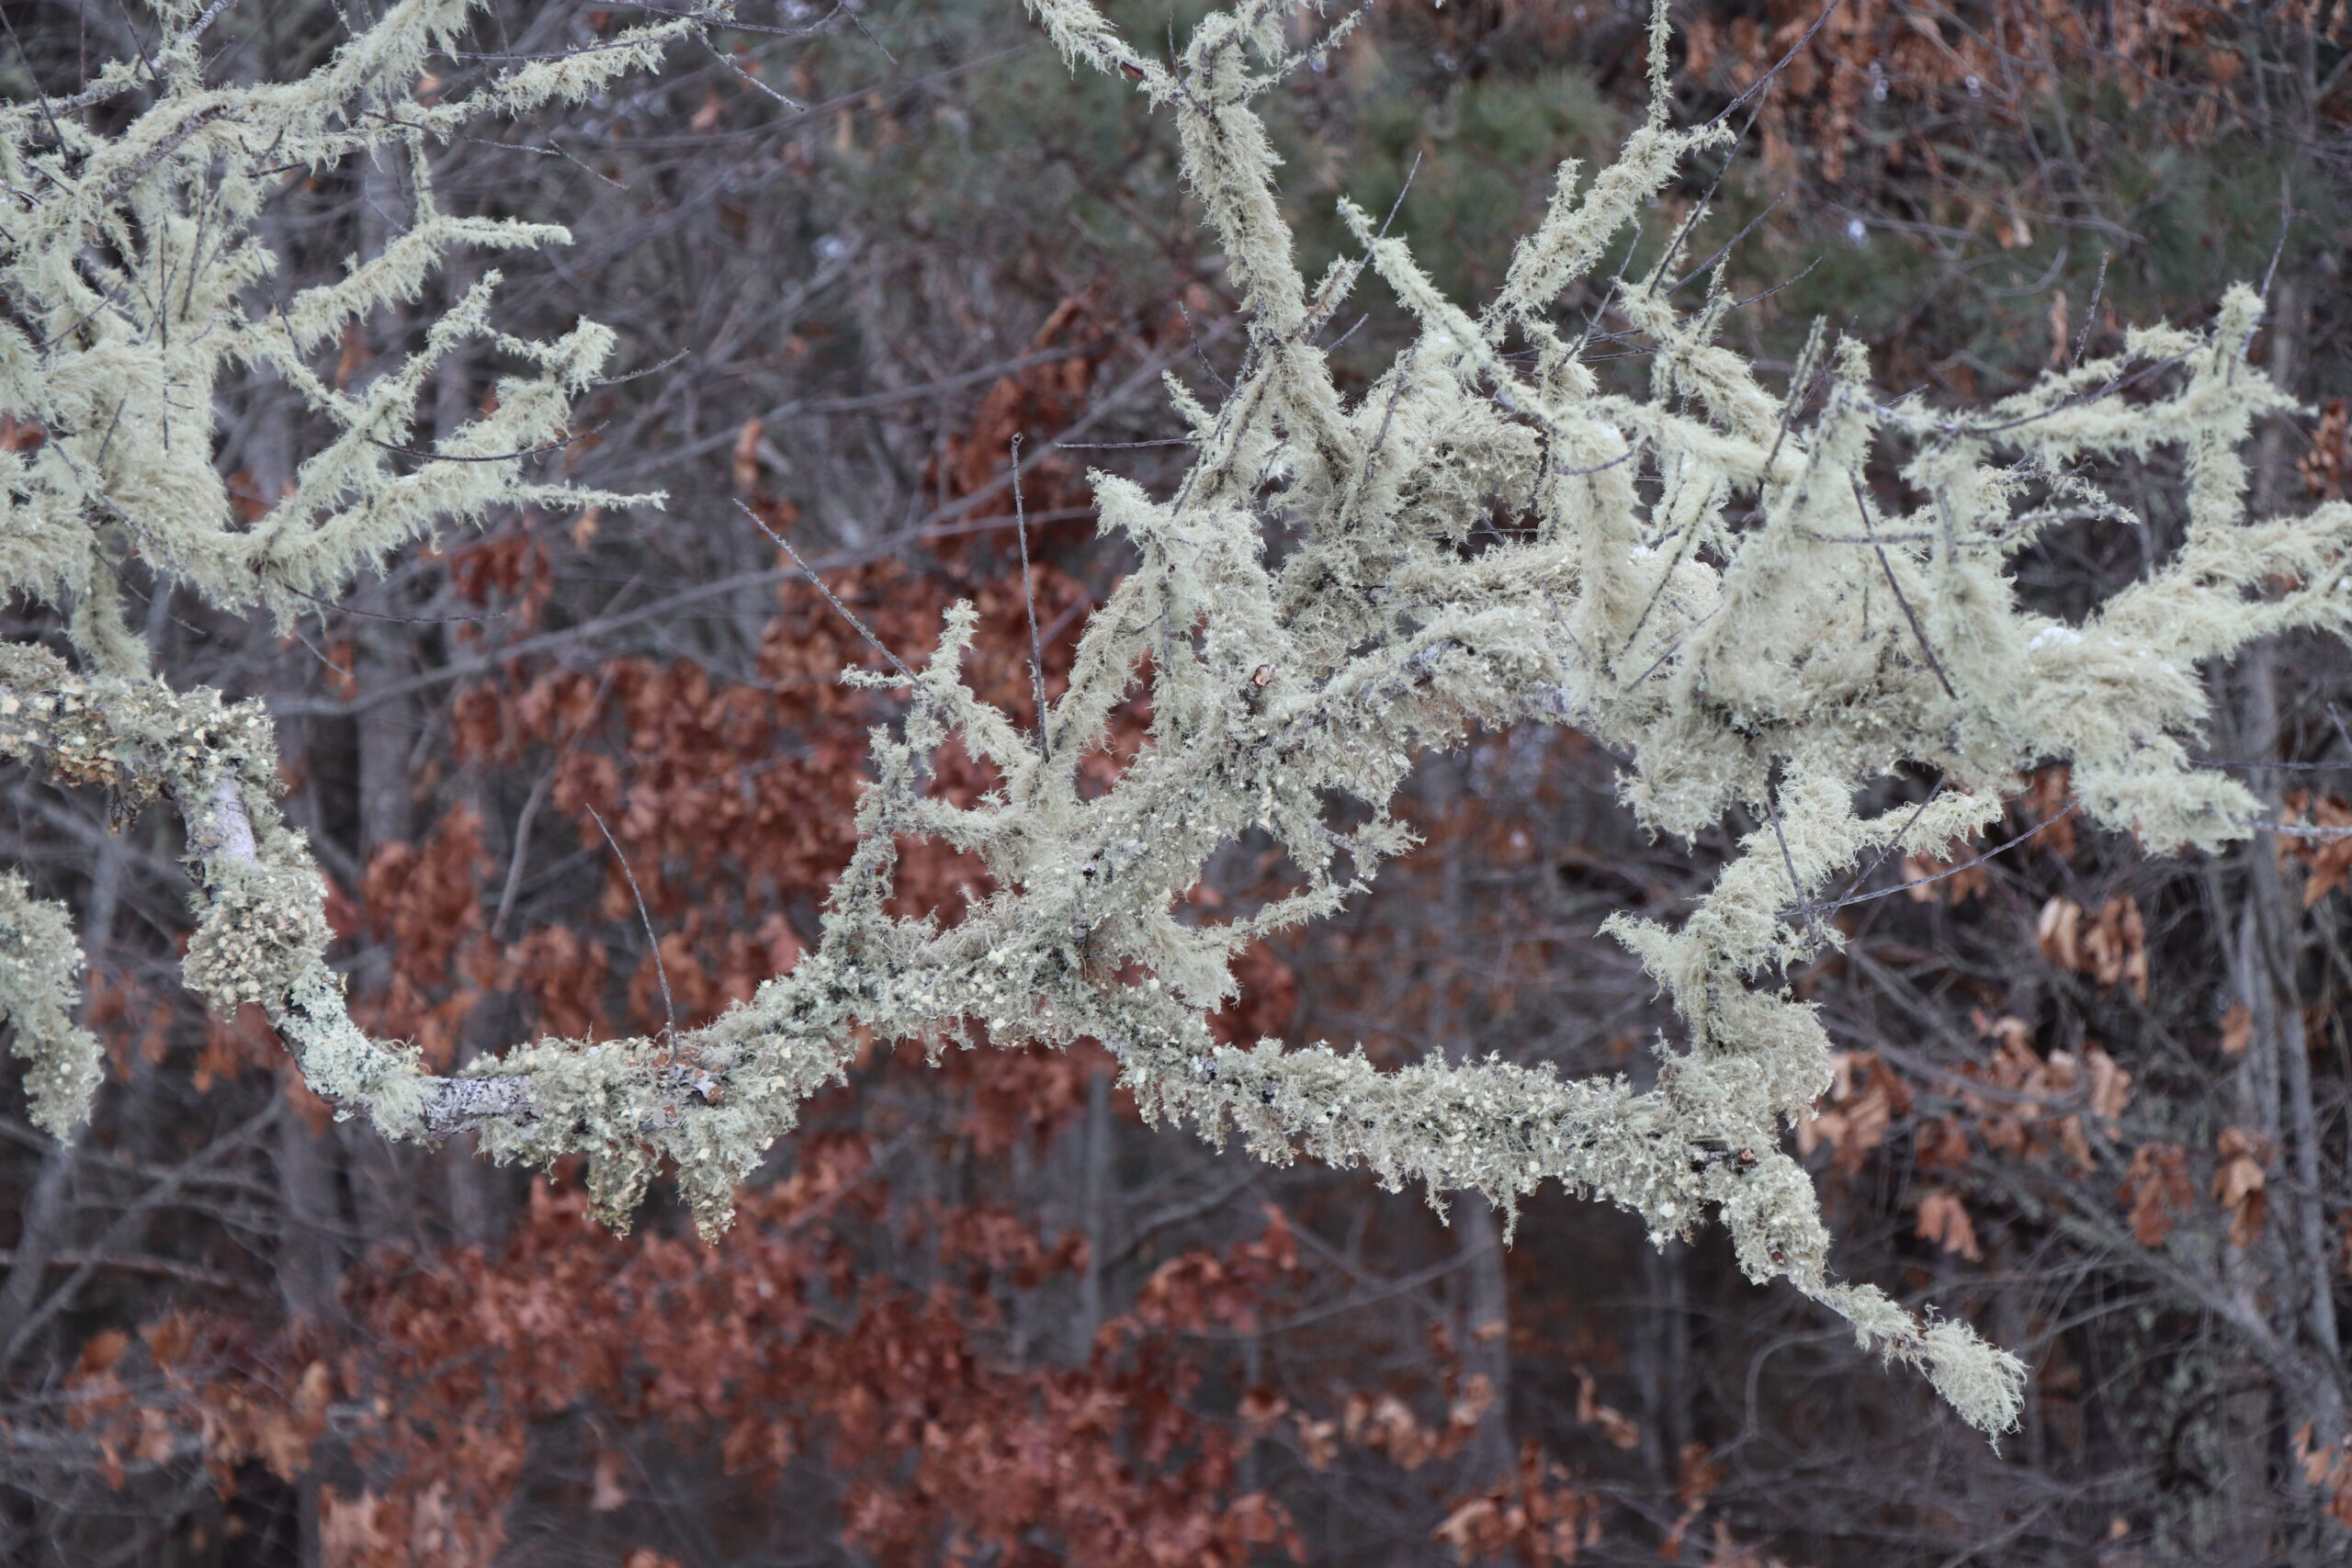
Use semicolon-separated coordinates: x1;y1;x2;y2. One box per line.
6;0;2349;1440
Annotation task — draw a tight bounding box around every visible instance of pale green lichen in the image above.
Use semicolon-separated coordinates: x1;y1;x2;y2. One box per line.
5;0;2347;1444
0;0;675;667
0;871;103;1140
181;863;332;1010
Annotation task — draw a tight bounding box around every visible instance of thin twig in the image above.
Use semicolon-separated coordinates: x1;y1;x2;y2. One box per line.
701;34;801;111
287;583;505;625
285;620;355;685
1571;231;1645;363
1010;434;1051;759
1553;446;1638;479
732;499;915;682
493;767;558;940
1764;786;1826;946
592;349;689;388
2259;172;2294;308
1306;150;1420;340
1728;255;1821;312
2254;820;2352;839
1334;342;1420;536
1702;0;1849;129
364;424;598;464
1808;802;2081;915
1832;781;1947;908
0;5;69;152
93;395;130;468
496;668;616;938
1177;299;1231;393
587;805;673;1038
1853;477;1959;700
2071;252;2109;368
1625;604;1720;689
1323;311;1371;353
1669;191;1786;296
2325;701;2352;759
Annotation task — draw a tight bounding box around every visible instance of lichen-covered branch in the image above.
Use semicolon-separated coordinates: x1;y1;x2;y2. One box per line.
0;867;102;1142
7;0;2351;1443
0;0;702;671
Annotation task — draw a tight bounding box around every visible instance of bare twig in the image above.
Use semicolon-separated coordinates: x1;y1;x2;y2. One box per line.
1853;477;1959;700
733;498;915;682
587;805;673;1038
1010;434;1051;758
1765;785;1827;948
1702;0;1848;130
2071;251;2109;368
1808;802;2082;915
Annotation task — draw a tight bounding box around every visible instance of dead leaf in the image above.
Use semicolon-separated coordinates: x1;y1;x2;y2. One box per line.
2214;1126;2270;1247
1917;1189;1984;1261
1901;839;1984;903
134;1405;175;1466
72;1329;130;1382
2023;765;2077;861
732;417;763;495
1239;1387;1289;1436
2084;895;2147;998
2290;1424;2352;1529
2040;895;2145;997
2304;400;2351;502
1574;1372;1641;1450
2118;1144;2192;1247
1293;1413;1338;1472
1915;1115;1973;1172
1796;1052;1909;1172
2085;1043;2132;1122
2038;897;2082;971
2278;793;2352;904
2220;1003;2253;1056
320;1488;389;1558
1432;1497;1500;1564
1675;1439;1725;1511
592;1449;628;1512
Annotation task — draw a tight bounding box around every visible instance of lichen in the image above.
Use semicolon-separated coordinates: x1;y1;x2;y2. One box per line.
182;859;333;1015
6;0;2347;1443
0;871;103;1140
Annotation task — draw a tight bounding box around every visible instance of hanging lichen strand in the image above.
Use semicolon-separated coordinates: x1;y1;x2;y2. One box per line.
6;0;2349;1439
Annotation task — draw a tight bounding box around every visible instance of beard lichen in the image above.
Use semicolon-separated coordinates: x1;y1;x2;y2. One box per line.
6;0;2349;1442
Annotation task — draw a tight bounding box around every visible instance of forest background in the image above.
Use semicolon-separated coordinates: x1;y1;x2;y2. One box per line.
4;1;2352;1564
